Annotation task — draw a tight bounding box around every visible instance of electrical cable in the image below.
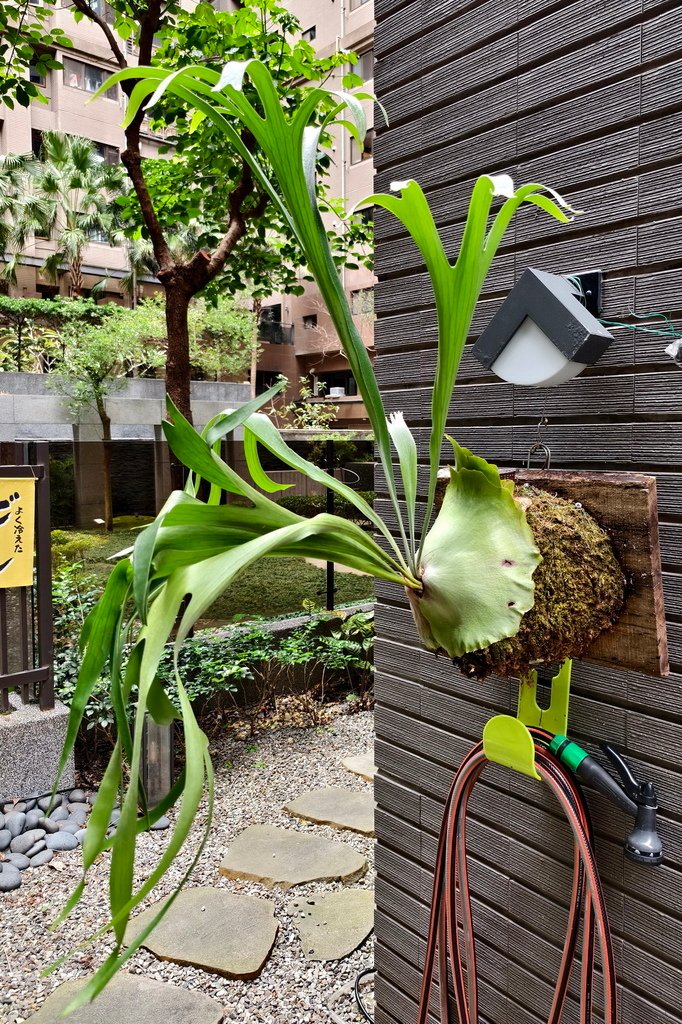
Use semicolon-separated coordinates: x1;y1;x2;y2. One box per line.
417;733;617;1024
354;966;375;1023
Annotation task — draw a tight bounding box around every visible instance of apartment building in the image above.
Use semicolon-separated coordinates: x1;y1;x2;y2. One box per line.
0;4;163;304
1;0;375;425
257;0;376;427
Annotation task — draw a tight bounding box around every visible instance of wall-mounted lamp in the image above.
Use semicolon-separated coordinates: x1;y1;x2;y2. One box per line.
473;269;614;387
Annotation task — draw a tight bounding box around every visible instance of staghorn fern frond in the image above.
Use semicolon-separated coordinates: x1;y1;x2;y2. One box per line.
51;61;578;1006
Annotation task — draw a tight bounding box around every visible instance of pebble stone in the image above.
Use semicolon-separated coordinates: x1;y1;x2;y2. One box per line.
5;811;26;838
45;832;79;852
4;801;26;814
0;863;21;891
67;804;88;825
10;829;45;855
38;796;59;813
25;841;46;858
25;809;43;830
150;815;171;831
0;788;97;894
29;850;54;867
4;852;30;870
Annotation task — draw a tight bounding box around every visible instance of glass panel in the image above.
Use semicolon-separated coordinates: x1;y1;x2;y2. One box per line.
63;58;84;90
358;48;374;81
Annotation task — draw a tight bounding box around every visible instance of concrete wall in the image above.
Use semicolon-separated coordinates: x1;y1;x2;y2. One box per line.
373;3;682;1024
0;374;250;442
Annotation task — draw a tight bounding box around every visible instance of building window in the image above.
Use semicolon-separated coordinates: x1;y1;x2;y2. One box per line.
351;287;374;315
302;25;316;41
357;205;374;226
350;0;371;9
357;47;374;81
29;64;46;86
37;284;60;299
63;58;118;100
94;142;120;164
318;370;358;397
303;314;318;330
31;129;44;158
88;227;110;243
256;370;281;395
350;128;375;164
87;0;116;22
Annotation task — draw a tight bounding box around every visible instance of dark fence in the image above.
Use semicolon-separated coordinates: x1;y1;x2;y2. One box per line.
0;441;53;713
373;3;682;1024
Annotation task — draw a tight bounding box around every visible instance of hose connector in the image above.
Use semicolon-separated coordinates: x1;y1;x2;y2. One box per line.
549;735;663;867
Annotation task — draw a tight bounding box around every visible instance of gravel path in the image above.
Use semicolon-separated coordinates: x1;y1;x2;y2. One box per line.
0;711;375;1024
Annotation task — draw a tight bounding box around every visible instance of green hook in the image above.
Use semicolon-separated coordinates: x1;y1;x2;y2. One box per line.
482;660;573;781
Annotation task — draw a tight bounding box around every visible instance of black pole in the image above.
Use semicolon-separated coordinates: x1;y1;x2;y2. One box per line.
325;437;335;611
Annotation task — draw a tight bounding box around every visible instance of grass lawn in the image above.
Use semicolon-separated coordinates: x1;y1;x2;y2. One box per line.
60;518;374;623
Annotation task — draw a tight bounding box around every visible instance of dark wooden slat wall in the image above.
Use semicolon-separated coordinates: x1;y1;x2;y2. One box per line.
373;2;682;1023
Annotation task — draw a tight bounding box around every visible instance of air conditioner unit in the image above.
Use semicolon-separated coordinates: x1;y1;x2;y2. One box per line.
328;387;346;398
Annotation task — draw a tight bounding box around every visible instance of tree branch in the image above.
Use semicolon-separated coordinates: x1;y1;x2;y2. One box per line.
69;0;127;68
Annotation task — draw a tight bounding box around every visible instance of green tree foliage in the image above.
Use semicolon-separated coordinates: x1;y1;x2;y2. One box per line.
49;295;255;528
0;294;107;371
62;0;370;422
0;132;127;296
0;0;70;108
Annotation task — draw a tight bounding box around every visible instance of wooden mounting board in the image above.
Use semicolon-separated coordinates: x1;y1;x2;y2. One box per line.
499;469;669;678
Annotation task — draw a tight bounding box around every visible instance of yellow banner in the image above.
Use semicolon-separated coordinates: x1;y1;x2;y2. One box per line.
0;478;36;587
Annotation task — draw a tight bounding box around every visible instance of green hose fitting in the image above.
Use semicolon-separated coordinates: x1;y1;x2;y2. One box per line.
549;734;590;773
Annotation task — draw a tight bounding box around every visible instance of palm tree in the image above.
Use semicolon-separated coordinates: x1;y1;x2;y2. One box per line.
0;131;126;297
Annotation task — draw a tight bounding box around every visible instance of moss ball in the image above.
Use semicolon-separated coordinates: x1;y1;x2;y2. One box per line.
455;485;625;680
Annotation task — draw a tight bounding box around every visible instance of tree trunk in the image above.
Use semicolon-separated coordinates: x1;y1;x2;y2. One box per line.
250;298;262;400
164;283;193;491
96;397;114;533
164;284;193;422
70;259;83;298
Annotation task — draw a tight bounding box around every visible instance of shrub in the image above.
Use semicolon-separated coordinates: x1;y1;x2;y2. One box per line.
52;559;375;749
51;529;107;566
277;490;376;523
52;564;119;754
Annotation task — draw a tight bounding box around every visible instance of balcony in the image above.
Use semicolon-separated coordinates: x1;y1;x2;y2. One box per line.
258;320;294;345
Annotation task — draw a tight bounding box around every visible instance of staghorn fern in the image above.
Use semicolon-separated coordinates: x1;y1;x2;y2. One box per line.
51;59;577;1007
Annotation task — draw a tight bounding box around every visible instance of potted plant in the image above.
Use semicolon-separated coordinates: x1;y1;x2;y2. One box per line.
54;60;640;1002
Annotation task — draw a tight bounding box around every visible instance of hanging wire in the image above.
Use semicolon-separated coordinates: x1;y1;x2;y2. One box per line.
599;307;682;341
567;274;682;343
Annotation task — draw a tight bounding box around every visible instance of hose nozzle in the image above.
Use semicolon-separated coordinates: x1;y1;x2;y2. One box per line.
549;736;663;866
601;747;663;866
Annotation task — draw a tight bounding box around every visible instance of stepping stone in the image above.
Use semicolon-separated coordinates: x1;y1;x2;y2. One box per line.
342;752;376;782
124;886;277;980
220;824;367;889
285;788;374;836
287;889;374;961
24;973;224;1023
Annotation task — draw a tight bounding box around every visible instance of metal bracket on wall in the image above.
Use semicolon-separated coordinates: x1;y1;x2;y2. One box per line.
482;659;573;781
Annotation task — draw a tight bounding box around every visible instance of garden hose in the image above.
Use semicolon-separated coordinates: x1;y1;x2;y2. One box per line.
417;730;617;1024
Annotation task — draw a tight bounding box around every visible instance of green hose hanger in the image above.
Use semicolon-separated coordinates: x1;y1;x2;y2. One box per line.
482;660;573;780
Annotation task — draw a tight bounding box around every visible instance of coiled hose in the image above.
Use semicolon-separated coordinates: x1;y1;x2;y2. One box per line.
417;730;617;1024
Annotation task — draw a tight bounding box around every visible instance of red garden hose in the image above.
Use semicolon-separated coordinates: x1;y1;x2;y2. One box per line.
417;731;617;1024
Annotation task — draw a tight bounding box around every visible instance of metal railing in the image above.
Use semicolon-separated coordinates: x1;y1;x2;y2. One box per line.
0;441;53;713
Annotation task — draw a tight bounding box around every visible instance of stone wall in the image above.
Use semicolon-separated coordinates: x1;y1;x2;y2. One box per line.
373;4;682;1024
